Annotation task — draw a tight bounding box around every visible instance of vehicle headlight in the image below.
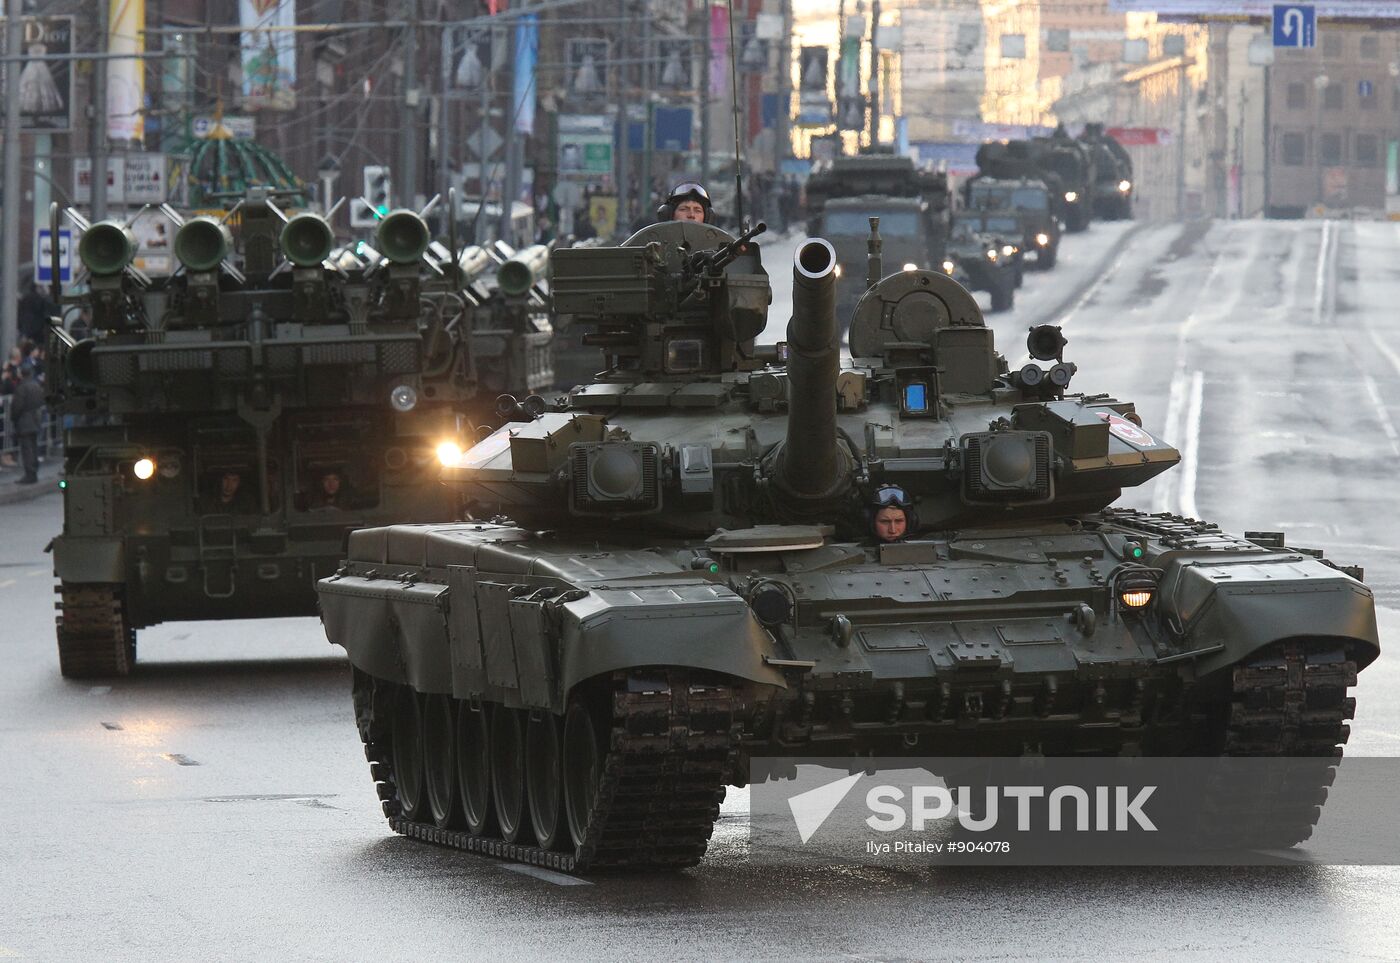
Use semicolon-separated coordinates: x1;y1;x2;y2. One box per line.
1065;191;1079;203
902;262;918;272
986;249;998;260
834;264;843;277
133;457;156;481
436;440;464;467
1002;244;1015;257
1035;232;1050;246
390;383;419;412
1118;179;1132;193
942;260;955;273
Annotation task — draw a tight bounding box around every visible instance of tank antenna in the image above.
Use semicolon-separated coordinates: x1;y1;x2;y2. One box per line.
726;0;746;228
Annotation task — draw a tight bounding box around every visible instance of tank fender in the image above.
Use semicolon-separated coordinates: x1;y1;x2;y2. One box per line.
317;574;452;693
1158;554;1380;678
52;536;125;583
557;582;789;698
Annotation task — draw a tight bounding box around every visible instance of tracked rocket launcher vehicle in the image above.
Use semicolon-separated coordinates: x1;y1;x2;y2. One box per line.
318;220;1379;872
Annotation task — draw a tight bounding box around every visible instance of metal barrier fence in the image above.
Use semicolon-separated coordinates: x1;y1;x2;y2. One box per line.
0;394;64;473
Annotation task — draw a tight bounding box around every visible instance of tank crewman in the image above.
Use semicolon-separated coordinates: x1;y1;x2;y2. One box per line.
868;484;917;543
309;469;349;511
204;470;255;513
657;183;713;224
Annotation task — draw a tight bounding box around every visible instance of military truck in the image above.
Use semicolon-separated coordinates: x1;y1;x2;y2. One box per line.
805;155;951;317
944;222;1019;311
43;190;553;677
974;131;1094;233
1079;123;1134;220
963;177;1061;269
313;220;1377;871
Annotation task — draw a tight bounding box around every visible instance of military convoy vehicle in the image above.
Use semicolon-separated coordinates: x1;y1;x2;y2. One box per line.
805;155;951;317
1079;123;1134;220
317;219;1378;872
963;177;1061;269
974;129;1094;233
944;222;1020;311
43;190;553;677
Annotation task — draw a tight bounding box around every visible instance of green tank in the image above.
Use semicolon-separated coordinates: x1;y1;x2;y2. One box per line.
316;220;1379;872
44;188;554;677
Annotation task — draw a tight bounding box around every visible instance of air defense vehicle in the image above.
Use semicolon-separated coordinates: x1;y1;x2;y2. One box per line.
805;155;951;318
974;130;1095;233
43;189;553;677
316;220;1378;872
1079;123;1134;220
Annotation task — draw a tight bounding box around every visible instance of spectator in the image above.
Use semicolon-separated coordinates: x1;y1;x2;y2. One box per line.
8;362;44;484
17;281;57;344
573;209;597;241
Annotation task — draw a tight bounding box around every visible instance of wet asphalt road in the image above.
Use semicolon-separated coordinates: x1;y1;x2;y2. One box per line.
5;219;1400;961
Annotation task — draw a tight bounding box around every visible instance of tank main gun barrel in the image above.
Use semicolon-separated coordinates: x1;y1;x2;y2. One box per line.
497;243;549;297
771;238;852;505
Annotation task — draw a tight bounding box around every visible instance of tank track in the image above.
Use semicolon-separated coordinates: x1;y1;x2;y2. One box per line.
361;674;741;873
55;583;135;679
1197;640;1358;849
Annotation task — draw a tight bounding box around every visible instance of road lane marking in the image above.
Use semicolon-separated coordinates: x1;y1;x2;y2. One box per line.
161;753;200;766
1054;237;1136;328
1312;220;1332;325
89;686;111;696
0;579;13;589
1153;364;1189;513
1362;376;1400;458
501;863;594;887
24;569;43;577
1178;370;1204;520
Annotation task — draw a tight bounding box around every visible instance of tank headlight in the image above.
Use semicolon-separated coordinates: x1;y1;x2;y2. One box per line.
390;383;419;412
834;264;843;277
902;262;918;271
942;259;955;274
1120;588;1154;609
1035;232;1050;246
986;249;998;260
1118;179;1132;193
1001;244;1015;257
1065;191;1079;203
436;440;464;467
133;457;156;481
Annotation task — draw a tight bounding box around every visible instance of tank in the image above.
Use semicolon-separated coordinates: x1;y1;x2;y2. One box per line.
44;188;553;677
316;220;1380;872
1079;122;1134;220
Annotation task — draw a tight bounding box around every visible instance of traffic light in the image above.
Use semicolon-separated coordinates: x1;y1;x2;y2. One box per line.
363;165;392;216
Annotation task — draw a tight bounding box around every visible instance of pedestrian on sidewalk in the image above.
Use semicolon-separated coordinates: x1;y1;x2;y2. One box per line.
8;362;44;485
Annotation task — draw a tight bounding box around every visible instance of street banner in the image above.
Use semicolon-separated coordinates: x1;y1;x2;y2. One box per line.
710;4;729;97
1106;126;1173;146
239;0;297;111
513;14;537;135
2;15;74;132
557;114;614;182
1108;0;1400;16
797;45;830;127
107;0;143;140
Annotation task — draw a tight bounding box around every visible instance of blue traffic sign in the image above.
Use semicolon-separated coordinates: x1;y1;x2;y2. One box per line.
35;228;71;285
1359;79;1374;99
1273;4;1316;49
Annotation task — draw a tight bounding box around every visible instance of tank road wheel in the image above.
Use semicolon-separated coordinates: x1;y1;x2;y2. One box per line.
526;713;568;850
392;688;429;822
422;694;460;829
55;583;136;679
455;702;495;836
563;698;605;849
491;707;530;843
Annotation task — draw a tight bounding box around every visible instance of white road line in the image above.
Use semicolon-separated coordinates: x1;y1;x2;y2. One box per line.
0;579;14;589
1055;240;1136;327
1362;375;1400;458
500;863;594;887
1178;370;1204;520
1153;363;1189;513
1312;220;1331;325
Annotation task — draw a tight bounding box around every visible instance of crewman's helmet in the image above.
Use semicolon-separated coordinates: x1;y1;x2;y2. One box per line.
657;182;714;224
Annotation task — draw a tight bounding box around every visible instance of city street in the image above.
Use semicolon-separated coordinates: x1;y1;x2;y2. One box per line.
5;218;1400;961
